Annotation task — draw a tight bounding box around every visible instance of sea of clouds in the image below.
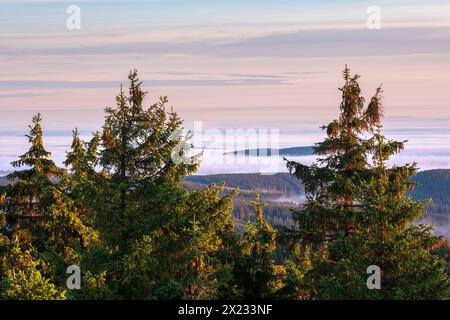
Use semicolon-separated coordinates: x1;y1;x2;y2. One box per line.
1;127;450;175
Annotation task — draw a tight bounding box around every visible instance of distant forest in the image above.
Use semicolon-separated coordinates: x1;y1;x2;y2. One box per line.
412;170;450;214
185;169;450;230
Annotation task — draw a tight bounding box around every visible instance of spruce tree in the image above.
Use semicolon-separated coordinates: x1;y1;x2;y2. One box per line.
0;114;67;299
285;66;450;299
78;70;236;299
0;114;64;245
233;195;280;299
97;70;198;249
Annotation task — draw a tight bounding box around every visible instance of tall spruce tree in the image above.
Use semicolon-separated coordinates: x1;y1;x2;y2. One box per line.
97;70;198;249
77;70;236;299
0;114;64;245
0;114;67;299
285;66;450;299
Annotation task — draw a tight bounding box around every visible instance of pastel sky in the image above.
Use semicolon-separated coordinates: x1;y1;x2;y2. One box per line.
0;0;450;174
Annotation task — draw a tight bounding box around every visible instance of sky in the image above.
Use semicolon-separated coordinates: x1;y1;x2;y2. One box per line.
0;0;450;173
